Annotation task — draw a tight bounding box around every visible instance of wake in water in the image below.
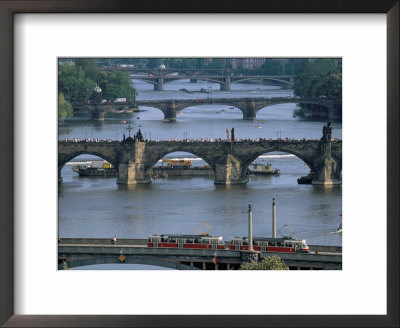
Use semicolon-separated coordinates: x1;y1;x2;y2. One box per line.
328;220;342;234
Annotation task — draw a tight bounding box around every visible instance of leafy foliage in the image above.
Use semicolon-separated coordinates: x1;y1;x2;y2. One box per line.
58;93;73;122
294;59;342;99
58;59;136;103
239;255;289;270
58;63;96;103
98;71;136;102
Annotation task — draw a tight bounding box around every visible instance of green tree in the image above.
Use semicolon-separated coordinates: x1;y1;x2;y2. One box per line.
99;71;136;102
58;63;96;103
239;255;289;270
58;59;136;104
75;58;98;81
58;93;73;122
294;59;341;99
260;60;282;75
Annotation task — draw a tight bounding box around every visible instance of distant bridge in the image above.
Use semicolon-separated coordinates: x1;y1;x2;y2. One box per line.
59;125;342;186
78;97;337;121
136;97;337;121
58;238;342;270
102;67;294;91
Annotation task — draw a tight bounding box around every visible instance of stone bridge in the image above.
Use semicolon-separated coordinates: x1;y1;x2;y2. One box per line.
58;125;341;186
137;97;336;121
75;97;336;121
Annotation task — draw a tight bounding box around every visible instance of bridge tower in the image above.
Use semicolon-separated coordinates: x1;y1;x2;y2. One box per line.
116;138;152;185
312;123;341;185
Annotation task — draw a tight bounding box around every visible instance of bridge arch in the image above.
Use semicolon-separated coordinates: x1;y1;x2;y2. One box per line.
144;149;217;178
255;102;299;119
58;151;118;182
232;76;291;85
60;256;196;270
177;104;242;117
135;105;165;120
59;151;117;169
240;146;316;179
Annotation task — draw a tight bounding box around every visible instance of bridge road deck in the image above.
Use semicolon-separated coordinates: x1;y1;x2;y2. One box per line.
58;238;342;270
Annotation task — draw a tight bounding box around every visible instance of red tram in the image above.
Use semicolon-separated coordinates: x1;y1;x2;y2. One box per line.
148;234;225;250
148;234;309;253
229;236;309;253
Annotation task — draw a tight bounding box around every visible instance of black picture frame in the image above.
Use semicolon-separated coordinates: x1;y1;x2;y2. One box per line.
0;1;398;327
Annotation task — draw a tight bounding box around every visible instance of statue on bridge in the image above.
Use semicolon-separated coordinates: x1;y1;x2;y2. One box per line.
134;128;144;142
226;128;230;141
322;122;332;142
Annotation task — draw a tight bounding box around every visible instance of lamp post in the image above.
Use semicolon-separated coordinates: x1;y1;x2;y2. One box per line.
248;204;253;251
272;198;277;239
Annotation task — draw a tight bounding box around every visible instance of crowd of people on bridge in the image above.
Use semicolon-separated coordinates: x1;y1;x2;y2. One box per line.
61;138;114;143
61;136;341;143
60;126;341;144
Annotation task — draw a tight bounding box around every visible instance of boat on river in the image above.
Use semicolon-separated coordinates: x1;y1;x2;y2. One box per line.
248;163;280;176
72;161;118;177
297;171;313;184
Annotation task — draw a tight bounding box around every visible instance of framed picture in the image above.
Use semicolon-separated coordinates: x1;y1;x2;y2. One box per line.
1;1;398;327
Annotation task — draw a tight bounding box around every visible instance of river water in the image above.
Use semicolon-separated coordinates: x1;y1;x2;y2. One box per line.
59;78;342;269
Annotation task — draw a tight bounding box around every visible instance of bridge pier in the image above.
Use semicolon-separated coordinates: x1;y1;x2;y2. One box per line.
312;158;341;185
154;78;164;91
164;100;177;122
242;100;257;120
116;163;152;184
58;166;63;184
214;155;248;185
91;109;105;121
220;80;231;91
312;124;342;185
116;141;152;184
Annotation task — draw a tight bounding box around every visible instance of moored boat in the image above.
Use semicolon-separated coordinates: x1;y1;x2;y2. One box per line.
297;171;313;184
248;163;280;176
72;161;118;177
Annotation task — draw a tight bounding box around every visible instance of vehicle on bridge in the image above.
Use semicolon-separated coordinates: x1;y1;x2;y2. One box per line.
229;236;309;253
148;234;225;250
